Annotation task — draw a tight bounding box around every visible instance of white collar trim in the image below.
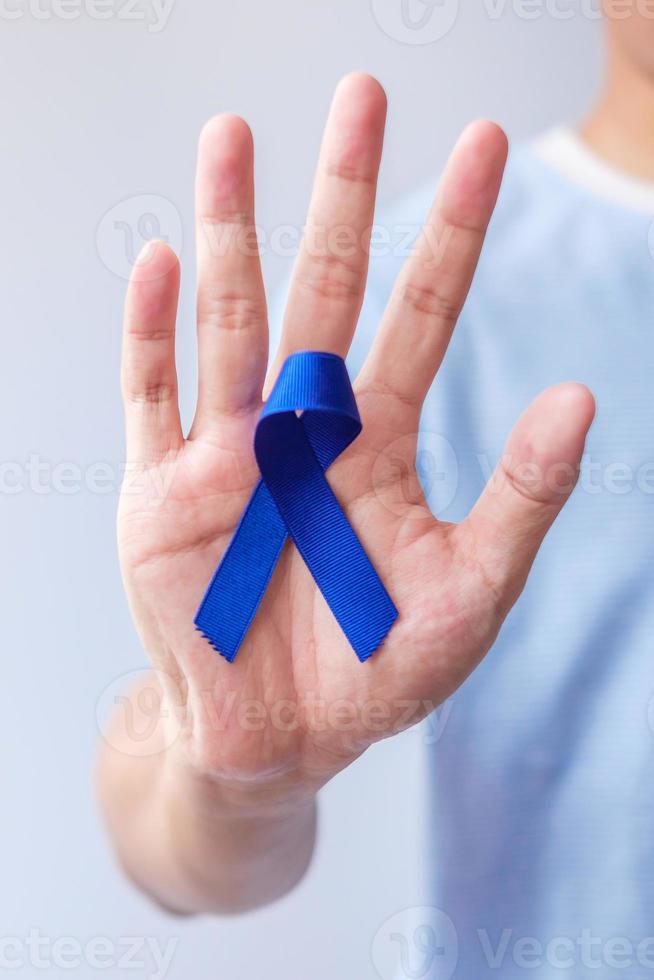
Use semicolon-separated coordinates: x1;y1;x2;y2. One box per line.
532;125;654;216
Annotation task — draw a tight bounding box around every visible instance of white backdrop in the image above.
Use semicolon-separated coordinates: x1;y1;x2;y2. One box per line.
0;2;600;977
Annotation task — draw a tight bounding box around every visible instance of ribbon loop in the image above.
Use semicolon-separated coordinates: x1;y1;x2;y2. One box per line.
195;351;398;662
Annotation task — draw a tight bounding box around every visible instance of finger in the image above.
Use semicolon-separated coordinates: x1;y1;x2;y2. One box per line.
464;383;596;611
191;114;268;434
267;73;387;389
121;240;183;462
357;120;508;423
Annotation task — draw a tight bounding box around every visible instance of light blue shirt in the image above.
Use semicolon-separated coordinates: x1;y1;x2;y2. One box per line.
272;138;654;977
356;143;654;979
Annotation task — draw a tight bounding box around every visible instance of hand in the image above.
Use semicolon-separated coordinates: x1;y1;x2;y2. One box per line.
118;73;594;803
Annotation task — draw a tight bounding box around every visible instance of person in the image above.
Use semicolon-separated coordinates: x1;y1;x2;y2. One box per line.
97;2;653;974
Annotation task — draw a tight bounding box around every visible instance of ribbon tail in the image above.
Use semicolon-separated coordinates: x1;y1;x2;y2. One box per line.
256;411;398;662
194;479;287;661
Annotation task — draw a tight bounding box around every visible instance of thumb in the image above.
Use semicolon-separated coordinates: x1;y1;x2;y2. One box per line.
463;382;596;611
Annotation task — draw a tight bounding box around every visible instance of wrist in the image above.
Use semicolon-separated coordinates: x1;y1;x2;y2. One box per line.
157;744;317;914
161;738;319;819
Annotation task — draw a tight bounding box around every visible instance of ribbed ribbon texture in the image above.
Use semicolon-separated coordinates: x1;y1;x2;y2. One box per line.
194;351;398;663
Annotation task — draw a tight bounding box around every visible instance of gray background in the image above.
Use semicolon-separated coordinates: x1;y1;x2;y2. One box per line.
0;2;601;977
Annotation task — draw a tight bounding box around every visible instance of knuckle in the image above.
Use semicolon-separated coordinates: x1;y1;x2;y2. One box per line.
399;282;460;325
324;161;376;187
124;382;177;407
499;456;570;508
198;209;250;231
356;378;421;412
126;324;174;343
298;251;363;304
198;287;267;333
456;531;509;627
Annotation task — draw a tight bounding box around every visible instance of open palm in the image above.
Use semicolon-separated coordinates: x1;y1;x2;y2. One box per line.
118;75;594;795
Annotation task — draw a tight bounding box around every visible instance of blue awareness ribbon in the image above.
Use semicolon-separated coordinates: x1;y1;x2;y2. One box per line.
194;351;398;663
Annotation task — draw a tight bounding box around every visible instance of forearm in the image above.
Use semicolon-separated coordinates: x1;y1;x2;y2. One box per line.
96;683;317;915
